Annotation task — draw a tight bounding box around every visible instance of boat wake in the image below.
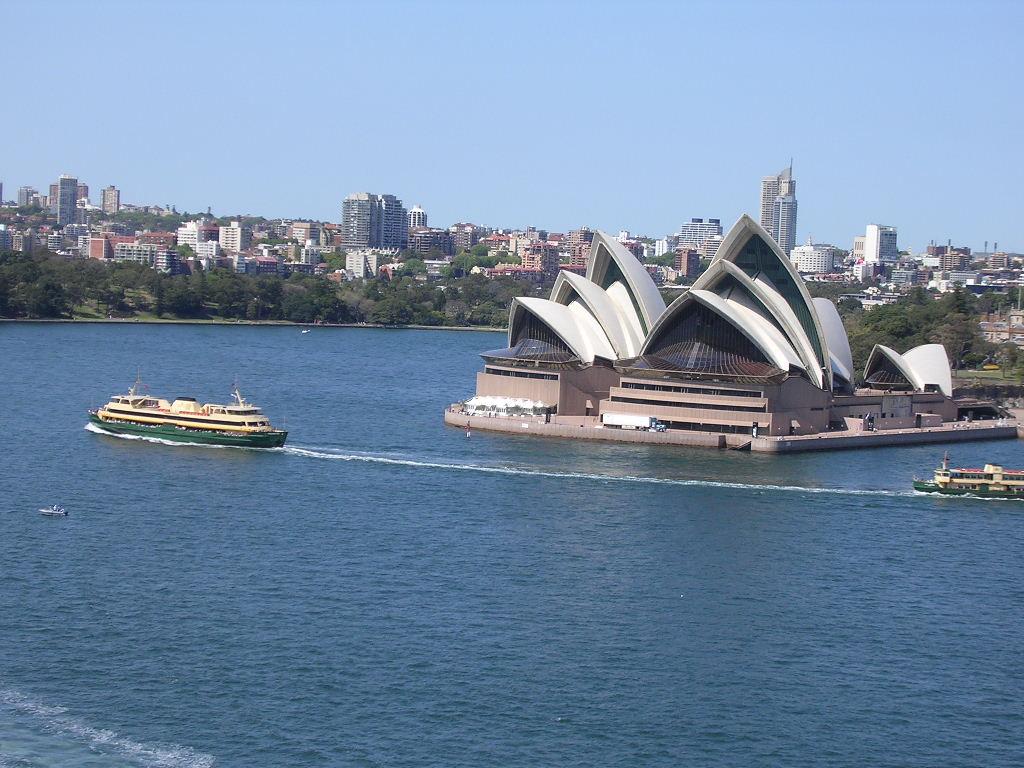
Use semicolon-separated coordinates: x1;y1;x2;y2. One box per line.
0;687;214;768
284;445;913;497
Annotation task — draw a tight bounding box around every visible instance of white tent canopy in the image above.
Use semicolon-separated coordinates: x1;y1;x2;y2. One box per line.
464;396;551;413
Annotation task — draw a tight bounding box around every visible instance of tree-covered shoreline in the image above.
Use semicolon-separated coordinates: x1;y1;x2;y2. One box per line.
0;250;536;328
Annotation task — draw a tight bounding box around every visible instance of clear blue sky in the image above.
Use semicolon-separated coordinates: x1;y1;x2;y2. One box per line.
3;0;1021;252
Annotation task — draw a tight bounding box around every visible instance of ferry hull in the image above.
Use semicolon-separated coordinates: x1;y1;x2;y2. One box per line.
88;413;287;449
912;480;1024;499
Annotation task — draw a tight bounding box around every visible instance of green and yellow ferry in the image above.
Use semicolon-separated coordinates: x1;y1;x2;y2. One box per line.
913;453;1024;499
88;379;287;449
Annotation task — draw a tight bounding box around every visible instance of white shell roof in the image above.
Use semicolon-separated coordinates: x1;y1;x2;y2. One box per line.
812;297;854;391
585;232;666;336
864;343;953;397
510;296;616;364
902;344;953;397
550;270;642;358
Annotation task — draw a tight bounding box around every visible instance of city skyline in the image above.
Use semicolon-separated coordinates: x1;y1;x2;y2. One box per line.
2;1;1021;251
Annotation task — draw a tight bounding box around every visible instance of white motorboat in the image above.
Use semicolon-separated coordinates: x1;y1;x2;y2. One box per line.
301;329;311;334
39;505;68;517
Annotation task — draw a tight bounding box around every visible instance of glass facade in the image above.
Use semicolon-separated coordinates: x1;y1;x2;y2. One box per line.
625;301;783;379
481;310;579;366
864;355;914;390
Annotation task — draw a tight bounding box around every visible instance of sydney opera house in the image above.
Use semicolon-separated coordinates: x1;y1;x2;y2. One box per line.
447;215;1005;450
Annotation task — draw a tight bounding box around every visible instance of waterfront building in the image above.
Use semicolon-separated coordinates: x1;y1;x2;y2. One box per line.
790;239;840;274
56;175;78;227
453;215;963;446
863;224;898;264
342;193;408;250
101;185;120;214
408;205;428;229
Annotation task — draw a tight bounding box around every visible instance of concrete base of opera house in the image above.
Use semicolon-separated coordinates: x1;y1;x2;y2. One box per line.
444;408;1021;453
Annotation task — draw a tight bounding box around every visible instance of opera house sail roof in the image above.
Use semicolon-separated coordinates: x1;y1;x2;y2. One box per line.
478;215;953;401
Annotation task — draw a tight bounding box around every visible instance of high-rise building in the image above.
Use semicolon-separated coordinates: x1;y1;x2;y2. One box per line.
102;185;121;214
218;221;252;253
56;175;78;227
760;163;797;254
49;183;59;212
863;224;898;264
675;218;722;250
17;187;36;207
772;192;798;256
0;182;3;204
341;193;408;250
408;205;427;229
76;183;89;202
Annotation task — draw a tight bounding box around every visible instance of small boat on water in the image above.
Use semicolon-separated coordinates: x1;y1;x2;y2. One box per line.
39;505;68;517
88;376;288;449
301;329;311;334
913;452;1024;499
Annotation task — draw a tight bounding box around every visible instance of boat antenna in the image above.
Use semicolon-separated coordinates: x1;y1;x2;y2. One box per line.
942;451;950;470
130;369;144;397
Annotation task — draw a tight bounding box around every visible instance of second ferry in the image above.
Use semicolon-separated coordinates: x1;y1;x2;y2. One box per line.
88;378;288;448
913;453;1024;499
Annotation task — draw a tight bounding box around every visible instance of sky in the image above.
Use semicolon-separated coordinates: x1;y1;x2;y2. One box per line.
3;0;1022;252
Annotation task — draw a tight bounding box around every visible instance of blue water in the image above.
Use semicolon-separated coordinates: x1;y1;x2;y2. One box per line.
1;323;1023;767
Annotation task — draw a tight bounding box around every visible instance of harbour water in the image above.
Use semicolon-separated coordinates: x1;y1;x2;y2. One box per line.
1;323;1023;767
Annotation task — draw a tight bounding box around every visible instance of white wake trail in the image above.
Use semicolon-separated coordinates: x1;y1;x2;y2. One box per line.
283;446;909;497
0;688;215;768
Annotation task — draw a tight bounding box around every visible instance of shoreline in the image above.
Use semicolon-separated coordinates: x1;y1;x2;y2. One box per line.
0;317;505;333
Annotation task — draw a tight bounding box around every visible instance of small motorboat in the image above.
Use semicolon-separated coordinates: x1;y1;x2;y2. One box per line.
301;329;311;334
39;505;68;517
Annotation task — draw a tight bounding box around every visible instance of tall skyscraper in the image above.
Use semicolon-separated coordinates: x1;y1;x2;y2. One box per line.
408;205;427;229
760;163;798;254
56;175;78;227
863;224;898;264
341;193;408;250
102;185;121;214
